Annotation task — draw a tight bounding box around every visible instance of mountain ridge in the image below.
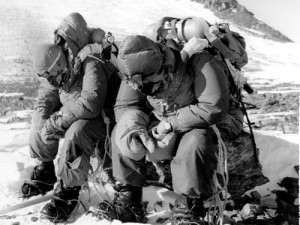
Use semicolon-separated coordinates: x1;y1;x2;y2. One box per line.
193;0;292;42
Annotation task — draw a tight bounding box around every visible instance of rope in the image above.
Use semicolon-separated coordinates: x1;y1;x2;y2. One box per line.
205;125;229;225
86;110;113;202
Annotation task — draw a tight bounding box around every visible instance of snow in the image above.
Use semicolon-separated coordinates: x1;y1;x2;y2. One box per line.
0;0;299;224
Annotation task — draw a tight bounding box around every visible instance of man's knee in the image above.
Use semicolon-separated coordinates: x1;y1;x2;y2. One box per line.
183;129;210;147
177;129;216;157
64;120;89;140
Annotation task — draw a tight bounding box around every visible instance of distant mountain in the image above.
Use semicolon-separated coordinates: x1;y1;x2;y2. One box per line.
193;0;292;42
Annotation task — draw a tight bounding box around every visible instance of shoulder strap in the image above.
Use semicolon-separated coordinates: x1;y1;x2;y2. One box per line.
87;55;104;64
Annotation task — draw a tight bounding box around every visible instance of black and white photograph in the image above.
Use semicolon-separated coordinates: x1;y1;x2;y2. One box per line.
0;0;299;224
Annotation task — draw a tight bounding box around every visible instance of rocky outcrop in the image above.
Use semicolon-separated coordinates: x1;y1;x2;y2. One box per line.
192;0;292;42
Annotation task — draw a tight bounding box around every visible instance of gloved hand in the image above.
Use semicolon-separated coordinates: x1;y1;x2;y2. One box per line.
147;132;177;163
182;37;209;57
129;129;156;154
40;120;63;145
200;22;219;43
208;23;220;36
40;110;75;145
151;121;172;141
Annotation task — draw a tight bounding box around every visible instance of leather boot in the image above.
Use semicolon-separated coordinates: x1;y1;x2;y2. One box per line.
170;194;207;225
40;180;81;223
21;161;57;198
96;183;146;223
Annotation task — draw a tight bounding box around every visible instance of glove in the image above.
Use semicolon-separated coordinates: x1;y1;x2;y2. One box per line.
203;23;219;43
151;121;172;141
156;121;172;135
208;23;220;36
40;110;75;145
182;37;209;57
129;129;156;154
147;132;177;163
40;119;63;145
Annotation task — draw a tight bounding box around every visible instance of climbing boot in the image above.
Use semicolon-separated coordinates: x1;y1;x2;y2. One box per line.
40;180;81;223
21;161;57;198
95;183;146;223
170;195;207;225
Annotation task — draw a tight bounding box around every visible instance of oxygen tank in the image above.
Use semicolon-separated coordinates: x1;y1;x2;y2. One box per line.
143;17;254;94
143;17;210;43
174;17;209;42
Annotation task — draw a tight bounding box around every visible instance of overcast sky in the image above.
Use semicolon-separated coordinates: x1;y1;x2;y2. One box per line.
237;0;300;42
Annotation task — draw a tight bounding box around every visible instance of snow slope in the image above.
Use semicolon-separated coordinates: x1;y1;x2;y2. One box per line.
0;0;299;224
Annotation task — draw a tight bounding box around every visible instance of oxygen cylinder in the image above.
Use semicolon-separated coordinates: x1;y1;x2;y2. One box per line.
143;17;209;43
175;17;209;42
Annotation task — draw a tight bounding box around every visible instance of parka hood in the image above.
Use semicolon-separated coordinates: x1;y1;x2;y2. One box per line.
117;35;178;78
53;13;90;89
54;12;89;59
117;35;164;77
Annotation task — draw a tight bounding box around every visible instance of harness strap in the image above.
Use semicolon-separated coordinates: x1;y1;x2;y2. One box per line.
170;19;178;40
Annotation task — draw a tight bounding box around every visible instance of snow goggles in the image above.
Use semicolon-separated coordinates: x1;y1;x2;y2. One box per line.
119;72;165;95
37;49;62;78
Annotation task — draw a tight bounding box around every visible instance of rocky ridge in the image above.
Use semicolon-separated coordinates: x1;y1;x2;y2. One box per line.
193;0;292;42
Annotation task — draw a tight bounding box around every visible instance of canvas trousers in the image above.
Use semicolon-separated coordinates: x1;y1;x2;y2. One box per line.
112;127;218;197
29;110;107;186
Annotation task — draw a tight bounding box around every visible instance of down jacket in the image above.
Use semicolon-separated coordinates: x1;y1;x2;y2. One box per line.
35;13;119;144
114;35;229;159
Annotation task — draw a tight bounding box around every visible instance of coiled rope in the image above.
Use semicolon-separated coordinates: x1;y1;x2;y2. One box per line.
206;125;229;225
87;110;113;202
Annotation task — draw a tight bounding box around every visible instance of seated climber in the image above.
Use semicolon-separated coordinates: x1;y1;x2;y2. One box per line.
21;13;120;223
95;34;243;224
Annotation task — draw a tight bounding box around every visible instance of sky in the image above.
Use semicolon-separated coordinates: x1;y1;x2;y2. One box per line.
237;0;300;42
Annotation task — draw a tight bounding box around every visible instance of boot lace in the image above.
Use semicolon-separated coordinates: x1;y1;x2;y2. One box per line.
93;199;145;222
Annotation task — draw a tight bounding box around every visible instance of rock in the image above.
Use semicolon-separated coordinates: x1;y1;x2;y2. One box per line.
31;216;39;222
278;177;299;199
225;131;269;196
260;193;278;209
250;191;261;203
241;203;259;219
294;166;299;174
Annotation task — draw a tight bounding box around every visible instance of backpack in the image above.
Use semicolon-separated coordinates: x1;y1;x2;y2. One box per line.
208;22;248;70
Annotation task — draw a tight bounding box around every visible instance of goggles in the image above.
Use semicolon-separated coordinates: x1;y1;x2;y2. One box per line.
119;71;165;95
37;49;62;78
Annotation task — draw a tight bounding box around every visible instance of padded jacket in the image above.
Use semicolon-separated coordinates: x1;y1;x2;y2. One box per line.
114;49;229;158
35;13;119;144
115;50;229;132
